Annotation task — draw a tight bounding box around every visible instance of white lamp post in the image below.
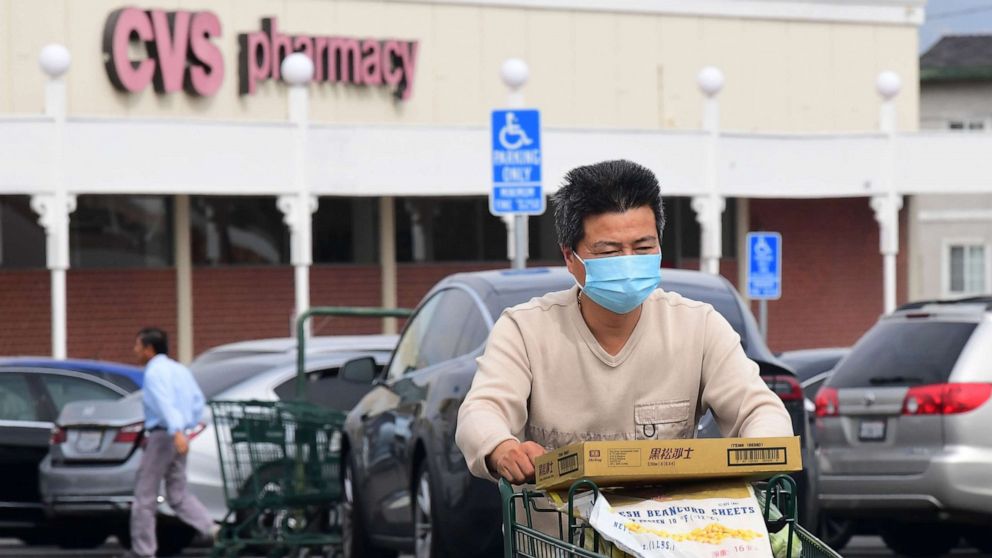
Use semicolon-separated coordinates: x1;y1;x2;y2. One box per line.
277;53;318;336
871;70;903;315
32;44;75;359
693;66;726;277
500;58;530;270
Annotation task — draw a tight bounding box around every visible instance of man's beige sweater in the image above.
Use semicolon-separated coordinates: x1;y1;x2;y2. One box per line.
455;286;793;480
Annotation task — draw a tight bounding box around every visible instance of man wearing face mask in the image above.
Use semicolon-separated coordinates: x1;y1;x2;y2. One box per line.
455;160;792;484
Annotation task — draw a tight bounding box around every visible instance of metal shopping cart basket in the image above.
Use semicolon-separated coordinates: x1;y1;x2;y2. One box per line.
499;475;842;558
210;399;346;557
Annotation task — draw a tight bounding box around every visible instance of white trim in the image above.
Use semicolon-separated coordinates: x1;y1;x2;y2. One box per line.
918;210;992;223
381;0;924;25
941;238;991;299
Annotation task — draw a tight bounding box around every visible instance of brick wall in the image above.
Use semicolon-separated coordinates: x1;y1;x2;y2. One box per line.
68;269;176;362
747;198;909;353
0;270;51;356
192;267;294;355
310;265;383;335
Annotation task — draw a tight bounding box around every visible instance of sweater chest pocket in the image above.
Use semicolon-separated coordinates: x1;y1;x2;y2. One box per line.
634;400;691;440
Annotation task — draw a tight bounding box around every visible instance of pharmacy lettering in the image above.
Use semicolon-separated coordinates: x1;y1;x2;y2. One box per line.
238;17;419;100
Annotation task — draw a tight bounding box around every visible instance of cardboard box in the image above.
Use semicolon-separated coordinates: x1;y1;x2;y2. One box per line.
535;436;802;491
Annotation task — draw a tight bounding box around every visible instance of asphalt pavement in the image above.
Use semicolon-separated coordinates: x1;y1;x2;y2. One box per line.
1;535;989;557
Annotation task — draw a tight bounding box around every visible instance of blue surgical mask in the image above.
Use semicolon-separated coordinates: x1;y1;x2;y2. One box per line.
575;253;662;314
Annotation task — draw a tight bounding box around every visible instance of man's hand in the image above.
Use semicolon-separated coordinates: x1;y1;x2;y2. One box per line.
174;431;189;455
486;440;546;484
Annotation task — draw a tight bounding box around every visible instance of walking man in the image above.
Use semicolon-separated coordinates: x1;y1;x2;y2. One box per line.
129;327;215;557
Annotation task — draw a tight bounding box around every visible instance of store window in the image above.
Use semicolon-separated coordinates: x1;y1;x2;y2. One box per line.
396;197;545;262
313;197;379;264
71;195;172;268
191;196;288;266
0;196;45;269
945;242;988;297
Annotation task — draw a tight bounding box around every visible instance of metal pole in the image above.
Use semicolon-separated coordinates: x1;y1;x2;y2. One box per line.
696;67;724;276
513;214;527;269
506;73;528;270
759;299;768;342
875;72;902;315
36;45;73;359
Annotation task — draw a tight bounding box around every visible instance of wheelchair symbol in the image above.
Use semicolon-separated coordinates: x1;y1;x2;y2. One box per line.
498;112;534;150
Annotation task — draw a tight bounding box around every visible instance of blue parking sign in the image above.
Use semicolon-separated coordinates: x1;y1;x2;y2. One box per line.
747;232;782;300
490;109;544;215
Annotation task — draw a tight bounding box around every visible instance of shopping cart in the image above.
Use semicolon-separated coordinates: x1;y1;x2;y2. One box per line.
208;307;412;557
499;475;842;558
210;399;346;557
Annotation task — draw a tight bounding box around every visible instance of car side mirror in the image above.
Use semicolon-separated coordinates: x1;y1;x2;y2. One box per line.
341;357;378;384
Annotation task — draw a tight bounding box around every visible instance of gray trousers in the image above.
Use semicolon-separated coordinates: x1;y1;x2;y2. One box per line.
130;430;213;557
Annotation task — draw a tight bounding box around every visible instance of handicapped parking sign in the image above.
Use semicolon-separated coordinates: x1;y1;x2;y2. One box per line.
490;109;544;215
747;232;782;300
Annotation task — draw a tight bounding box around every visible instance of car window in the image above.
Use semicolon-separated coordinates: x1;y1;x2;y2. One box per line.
274;367;378;411
0;373;40;421
829;320;977;388
40;374;122;414
386;289;486;381
387;293;444;381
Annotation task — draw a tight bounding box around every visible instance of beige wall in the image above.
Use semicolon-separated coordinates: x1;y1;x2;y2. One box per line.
0;0;918;131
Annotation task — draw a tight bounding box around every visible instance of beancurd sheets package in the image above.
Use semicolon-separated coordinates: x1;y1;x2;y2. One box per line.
549;480;787;558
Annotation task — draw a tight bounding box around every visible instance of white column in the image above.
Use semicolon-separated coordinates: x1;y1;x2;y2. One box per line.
278;54;317;336
33;44;74;359
694;66;725;276
174;194;194;364
501;59;529;269
379;196;398;334
873;71;903;315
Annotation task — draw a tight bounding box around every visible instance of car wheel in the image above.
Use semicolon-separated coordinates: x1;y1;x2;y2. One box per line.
817;514;854;551
414;462;450;558
342;456;396;558
55;523;110;549
880;523;960;557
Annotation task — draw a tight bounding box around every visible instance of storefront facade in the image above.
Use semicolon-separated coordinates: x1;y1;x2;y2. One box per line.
0;0;926;362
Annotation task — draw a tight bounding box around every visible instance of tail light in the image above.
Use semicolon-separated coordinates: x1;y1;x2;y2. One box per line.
902;383;992;416
50;426;66;445
114;422;144;444
815;387;840;418
763;374;804;401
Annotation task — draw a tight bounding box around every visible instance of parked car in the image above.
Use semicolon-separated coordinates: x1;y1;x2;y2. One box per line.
339;267;812;558
0;358;142;546
190;334;398;368
777;347;853;549
40;335;395;555
816;297;992;557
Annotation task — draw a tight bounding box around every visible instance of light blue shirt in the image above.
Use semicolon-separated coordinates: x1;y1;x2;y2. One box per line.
143;354;205;434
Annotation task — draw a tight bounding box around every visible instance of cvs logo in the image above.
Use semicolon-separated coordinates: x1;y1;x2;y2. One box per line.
103;7;224;96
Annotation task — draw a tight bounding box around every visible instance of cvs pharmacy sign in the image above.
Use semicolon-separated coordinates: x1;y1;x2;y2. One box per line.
102;7;419;100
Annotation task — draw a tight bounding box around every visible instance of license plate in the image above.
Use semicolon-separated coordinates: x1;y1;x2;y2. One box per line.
858;419;886;441
76;430;103;453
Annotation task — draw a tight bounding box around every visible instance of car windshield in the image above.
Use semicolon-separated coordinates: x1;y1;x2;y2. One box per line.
191;357;289;399
492;281;746;341
828;320;977;388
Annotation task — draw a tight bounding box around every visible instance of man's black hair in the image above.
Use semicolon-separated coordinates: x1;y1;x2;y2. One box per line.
552;159;665;251
137;327;168;356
